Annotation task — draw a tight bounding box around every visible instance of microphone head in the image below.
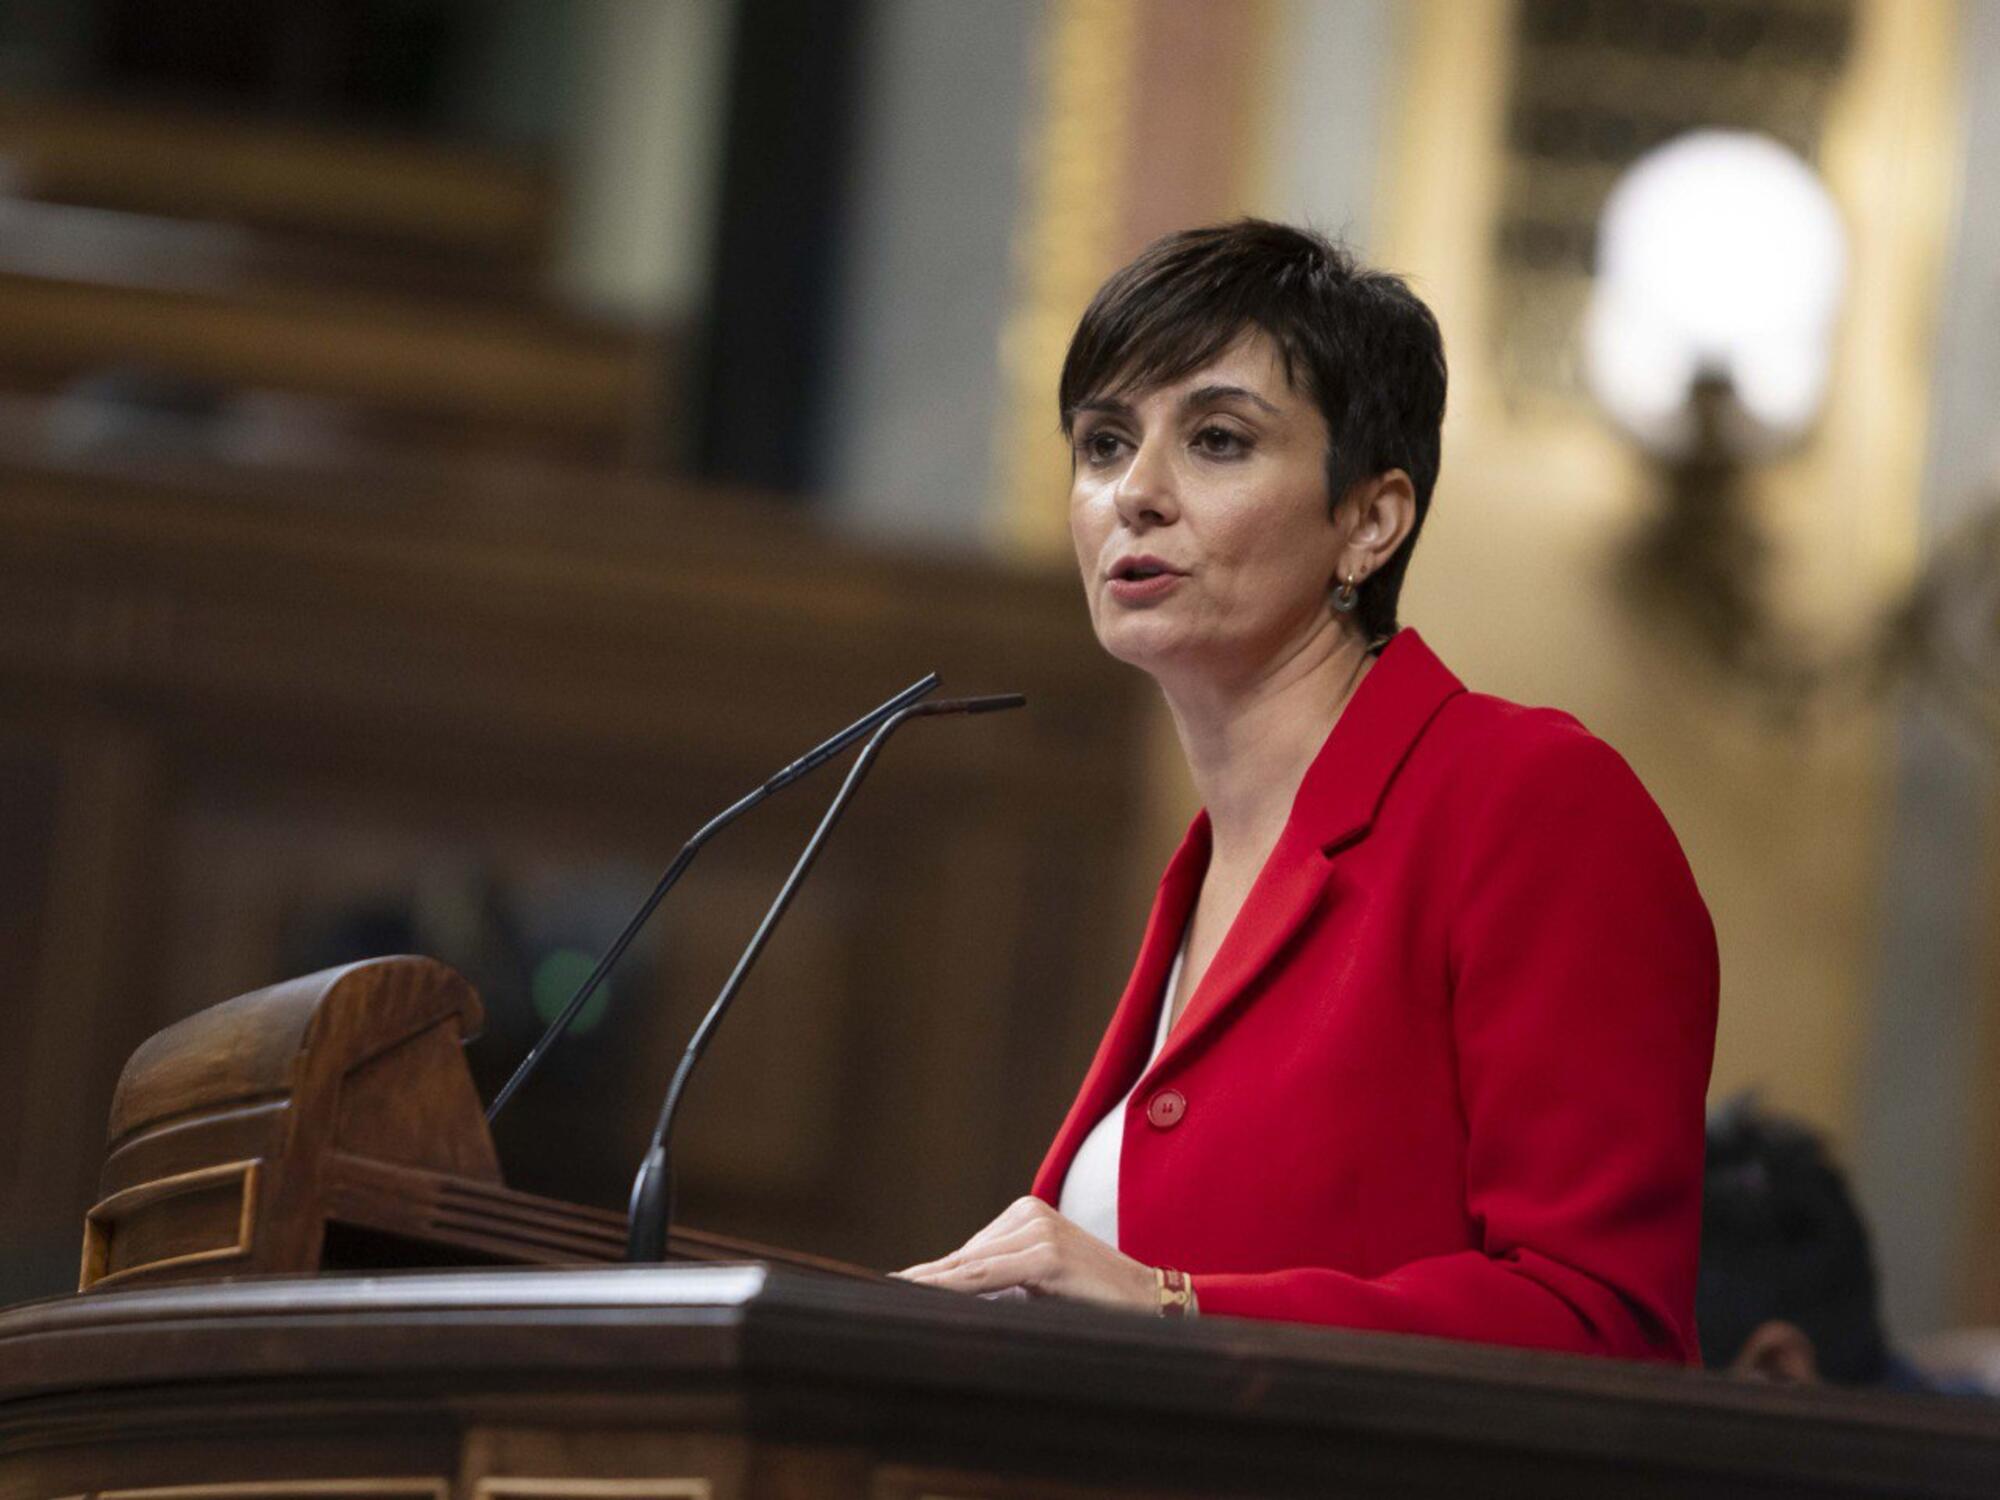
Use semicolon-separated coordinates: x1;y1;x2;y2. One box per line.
915;693;1027;716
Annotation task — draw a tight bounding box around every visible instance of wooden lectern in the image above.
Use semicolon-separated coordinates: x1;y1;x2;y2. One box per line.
78;955;863;1292
6;958;2000;1497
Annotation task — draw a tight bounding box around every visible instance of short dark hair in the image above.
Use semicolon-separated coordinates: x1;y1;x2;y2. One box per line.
1698;1097;1890;1385
1058;220;1447;641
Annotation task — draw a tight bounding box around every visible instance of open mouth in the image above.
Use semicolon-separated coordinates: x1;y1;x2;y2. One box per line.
1112;559;1175;581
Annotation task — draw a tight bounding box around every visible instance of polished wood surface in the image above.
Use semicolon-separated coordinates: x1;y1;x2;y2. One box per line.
4;1265;1999;1498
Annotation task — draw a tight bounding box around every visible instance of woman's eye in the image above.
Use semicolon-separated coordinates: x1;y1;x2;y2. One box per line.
1194;425;1248;457
1079;430;1126;464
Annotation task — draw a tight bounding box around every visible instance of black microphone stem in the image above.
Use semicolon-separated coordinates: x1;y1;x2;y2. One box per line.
626;692;1025;1262
484;671;940;1123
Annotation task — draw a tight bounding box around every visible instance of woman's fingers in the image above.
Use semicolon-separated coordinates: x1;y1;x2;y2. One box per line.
895;1198;1050;1278
908;1239;1059;1296
897;1202;1156;1311
899;1222;1048;1282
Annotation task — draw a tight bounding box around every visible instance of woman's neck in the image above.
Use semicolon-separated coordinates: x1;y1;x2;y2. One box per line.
1159;617;1374;872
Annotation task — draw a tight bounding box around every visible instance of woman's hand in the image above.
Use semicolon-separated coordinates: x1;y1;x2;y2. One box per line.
895;1196;1159;1311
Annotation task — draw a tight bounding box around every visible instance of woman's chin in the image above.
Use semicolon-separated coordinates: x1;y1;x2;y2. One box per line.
1093;619;1205;677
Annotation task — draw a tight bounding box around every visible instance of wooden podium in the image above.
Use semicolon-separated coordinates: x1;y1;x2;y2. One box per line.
8;1263;2000;1498
6;958;2000;1497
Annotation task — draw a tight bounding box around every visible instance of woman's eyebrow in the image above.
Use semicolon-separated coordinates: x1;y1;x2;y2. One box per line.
1181;383;1281;415
1070;384;1280;424
1068;396;1134;421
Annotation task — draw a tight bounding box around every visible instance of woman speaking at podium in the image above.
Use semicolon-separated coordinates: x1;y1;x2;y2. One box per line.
900;221;1718;1364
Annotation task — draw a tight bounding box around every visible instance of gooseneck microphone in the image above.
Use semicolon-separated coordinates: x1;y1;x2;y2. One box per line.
484;672;941;1123
626;692;1026;1261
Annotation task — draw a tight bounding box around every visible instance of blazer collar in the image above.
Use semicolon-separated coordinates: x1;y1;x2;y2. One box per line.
1031;629;1465;1201
1290;626;1466;855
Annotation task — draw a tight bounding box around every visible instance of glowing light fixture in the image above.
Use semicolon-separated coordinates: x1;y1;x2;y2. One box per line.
1584;130;1847;456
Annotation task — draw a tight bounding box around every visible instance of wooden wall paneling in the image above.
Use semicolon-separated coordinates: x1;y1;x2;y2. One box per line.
0;737;61;1302
133;739;1032;1264
626;827;872;1216
991;770;1154;1211
828;787;1041;1264
904;794;1046;1241
3;717;167;1298
954;708;1151;1220
0;449;1150;1290
0;466;1114;780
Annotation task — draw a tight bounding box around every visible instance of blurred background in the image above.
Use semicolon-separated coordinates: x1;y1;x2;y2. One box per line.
0;0;1995;1370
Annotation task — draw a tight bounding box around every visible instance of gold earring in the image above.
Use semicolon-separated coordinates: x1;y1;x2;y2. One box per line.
1332;569;1361;614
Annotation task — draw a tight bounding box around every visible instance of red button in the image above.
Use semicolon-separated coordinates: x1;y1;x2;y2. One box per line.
1146;1089;1187;1129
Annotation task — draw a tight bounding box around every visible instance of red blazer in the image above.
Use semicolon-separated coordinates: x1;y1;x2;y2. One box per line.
1032;629;1718;1362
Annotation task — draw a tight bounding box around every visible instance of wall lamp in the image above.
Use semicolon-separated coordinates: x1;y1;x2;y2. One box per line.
1583;129;1854;707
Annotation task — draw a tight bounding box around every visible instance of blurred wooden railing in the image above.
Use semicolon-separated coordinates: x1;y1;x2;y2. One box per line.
0;97;663;464
0;96;552;262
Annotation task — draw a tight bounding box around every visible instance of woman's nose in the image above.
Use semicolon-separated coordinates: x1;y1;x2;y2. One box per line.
1112;437;1178;529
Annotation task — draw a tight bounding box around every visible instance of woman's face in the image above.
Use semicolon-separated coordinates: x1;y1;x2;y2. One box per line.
1068;330;1349;687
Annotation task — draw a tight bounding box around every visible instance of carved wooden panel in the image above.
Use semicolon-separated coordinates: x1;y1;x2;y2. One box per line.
81;1158;261;1290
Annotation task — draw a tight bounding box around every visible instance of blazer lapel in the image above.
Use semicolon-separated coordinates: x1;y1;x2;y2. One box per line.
1144;826;1333;1083
1032;630;1467;1199
1144;629;1467;1081
1031;816;1209;1202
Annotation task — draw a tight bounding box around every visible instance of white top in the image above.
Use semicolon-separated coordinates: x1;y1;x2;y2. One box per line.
1056;936;1187;1250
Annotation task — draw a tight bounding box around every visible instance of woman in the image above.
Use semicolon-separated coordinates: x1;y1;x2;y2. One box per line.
900;221;1718;1363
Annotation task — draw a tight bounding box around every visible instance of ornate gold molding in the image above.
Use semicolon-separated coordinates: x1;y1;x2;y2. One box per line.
989;0;1140;562
1806;0;1961;596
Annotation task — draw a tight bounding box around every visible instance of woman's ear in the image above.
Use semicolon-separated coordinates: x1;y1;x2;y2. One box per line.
1336;469;1417;582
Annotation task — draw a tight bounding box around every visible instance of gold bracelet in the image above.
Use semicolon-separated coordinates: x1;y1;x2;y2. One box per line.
1155;1265;1197;1319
